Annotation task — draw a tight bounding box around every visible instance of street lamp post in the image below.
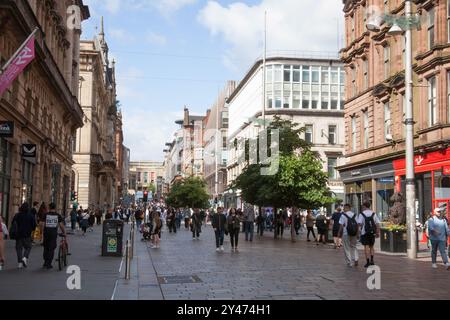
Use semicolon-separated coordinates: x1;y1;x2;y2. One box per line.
403;0;417;260
367;0;418;258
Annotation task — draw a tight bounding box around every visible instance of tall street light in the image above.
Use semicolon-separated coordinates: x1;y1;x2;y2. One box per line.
366;0;420;259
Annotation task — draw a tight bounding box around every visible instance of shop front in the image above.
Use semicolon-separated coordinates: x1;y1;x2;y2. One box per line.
393;147;450;224
340;161;395;218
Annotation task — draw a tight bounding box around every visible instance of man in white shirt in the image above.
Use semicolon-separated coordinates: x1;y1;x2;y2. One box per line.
357;201;381;268
338;204;359;267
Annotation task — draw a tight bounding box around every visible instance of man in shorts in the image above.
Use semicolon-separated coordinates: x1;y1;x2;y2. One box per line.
357;201;381;268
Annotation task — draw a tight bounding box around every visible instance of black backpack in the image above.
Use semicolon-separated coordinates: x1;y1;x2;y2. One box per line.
364;212;377;235
343;213;358;236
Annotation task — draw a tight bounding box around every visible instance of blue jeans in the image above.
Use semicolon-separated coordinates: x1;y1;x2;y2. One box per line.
244;221;254;241
215;229;224;248
431;240;449;264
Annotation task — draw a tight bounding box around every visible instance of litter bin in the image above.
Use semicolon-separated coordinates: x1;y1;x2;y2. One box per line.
102;219;124;257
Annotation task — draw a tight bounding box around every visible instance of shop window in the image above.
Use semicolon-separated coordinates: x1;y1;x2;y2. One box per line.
376;177;395;221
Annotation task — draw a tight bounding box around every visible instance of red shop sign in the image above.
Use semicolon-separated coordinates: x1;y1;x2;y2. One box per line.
393;147;450;174
443;166;450;175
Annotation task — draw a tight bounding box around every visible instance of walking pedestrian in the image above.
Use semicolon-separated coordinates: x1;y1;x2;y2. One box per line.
36;202;48;243
40;203;66;269
227;208;241;252
70;206;77;233
211;207;227;252
30;201;39;243
357;201;381;268
80;210;89;235
274;209;285;239
95;208;102;225
338;204;359;267
151;212;162;249
184;207;191;229
306;210;316;242
428;207;450;269
88;210;95;231
244;206;255;241
293;211;301;235
315;211;327;245
13;202;37;269
135;207;143;230
191;208;202;240
256;210;266;236
331;207;343;248
0;215;5;270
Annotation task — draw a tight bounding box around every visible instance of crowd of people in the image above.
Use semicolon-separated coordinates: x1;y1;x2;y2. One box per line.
1;198;448;272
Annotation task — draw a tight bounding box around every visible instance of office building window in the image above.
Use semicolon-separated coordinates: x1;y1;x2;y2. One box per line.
302;66;310;83
266;65;273;83
428;76;437;125
293;91;300;109
328;125;337;145
321;92;329;110
312;67;320;83
293;66;300;82
428;7;435;49
305;125;313;144
275;91;282;108
274;65;282;82
328;157;338;179
384;102;391;141
384;45;390;79
284;65;291;82
351;117;357;152
352;66;357;96
363;59;368;89
221;111;228;128
283;93;290;108
363;111;369;149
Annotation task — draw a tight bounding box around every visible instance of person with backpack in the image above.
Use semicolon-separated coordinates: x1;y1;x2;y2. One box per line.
315;211;327;245
12;202;37;269
338;203;359;267
357;201;381;268
191;208;203;240
428;207;450;269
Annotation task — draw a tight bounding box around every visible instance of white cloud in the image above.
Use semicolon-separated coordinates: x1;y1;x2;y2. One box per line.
198;0;344;70
109;28;137;42
146;31;168;46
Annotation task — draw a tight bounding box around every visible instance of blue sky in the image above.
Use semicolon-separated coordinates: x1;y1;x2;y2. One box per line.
81;0;344;162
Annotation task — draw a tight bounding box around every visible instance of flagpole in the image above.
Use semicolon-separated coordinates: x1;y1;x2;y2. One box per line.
0;27;38;75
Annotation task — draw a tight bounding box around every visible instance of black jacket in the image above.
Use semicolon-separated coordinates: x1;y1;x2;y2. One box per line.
14;211;37;239
211;213;227;231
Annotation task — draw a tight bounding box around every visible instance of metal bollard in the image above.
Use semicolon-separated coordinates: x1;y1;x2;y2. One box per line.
130;227;134;260
125;240;131;280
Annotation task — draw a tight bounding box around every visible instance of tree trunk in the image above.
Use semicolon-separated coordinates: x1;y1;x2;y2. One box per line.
291;207;296;243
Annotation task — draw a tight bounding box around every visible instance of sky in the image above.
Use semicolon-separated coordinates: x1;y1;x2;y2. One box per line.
81;0;345;162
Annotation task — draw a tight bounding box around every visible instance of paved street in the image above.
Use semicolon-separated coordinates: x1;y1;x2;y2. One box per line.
1;222;449;300
0;224;126;300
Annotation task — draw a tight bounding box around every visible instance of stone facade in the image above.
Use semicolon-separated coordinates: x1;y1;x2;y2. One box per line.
340;0;450;220
0;0;89;223
73;21;118;211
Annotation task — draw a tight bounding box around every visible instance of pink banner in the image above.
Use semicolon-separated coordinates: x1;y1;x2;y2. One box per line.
0;35;35;97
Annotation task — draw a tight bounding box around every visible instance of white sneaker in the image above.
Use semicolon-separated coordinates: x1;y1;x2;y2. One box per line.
18;262;23;269
22;257;28;268
446;263;450;270
216;248;220;252
220;246;224;251
432;263;438;269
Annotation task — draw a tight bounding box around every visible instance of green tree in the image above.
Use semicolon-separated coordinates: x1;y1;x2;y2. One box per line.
166;177;209;209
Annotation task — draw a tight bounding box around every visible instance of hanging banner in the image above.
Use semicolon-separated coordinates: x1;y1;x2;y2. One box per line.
0;31;36;97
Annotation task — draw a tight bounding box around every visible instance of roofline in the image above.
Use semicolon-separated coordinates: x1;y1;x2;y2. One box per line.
226;56;343;103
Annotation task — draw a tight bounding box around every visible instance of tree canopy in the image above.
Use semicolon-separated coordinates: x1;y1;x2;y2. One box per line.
165;177;210;209
234;116;335;210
